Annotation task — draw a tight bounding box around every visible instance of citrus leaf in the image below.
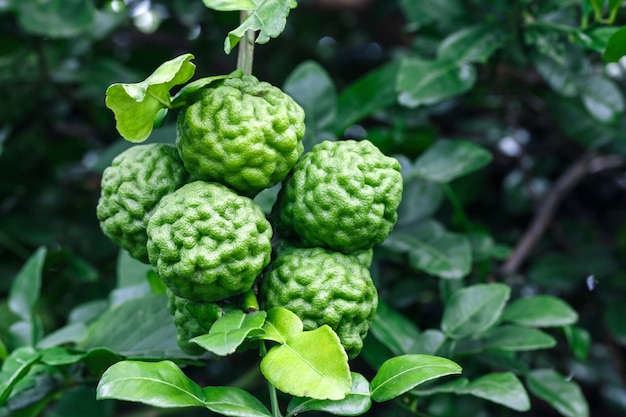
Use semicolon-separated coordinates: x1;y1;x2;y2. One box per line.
408;230;472;279
397;57;476;108
526;369;589;417
564;326;591;360
8;247;47;321
203;0;262;11
602;26;626;62
286;372;371;417
16;0;95;38
581;75;625;123
224;0;293;54
203;386;272;417
260;307;302;344
170;71;242;107
501;295;578;327
105;54;196;142
97;360;206;408
482;325;556;351
413;139;493;183
192;310;266;356
369;301;421;355
441;283;510;339
463;372;530;411
438;23;505;64
261;325;351;400
0;347;41;404
370;354;462;402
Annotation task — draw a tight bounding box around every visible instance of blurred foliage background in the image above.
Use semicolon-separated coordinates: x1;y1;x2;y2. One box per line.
1;0;626;416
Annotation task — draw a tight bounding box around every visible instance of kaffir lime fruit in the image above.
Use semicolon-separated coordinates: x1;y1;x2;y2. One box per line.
176;75;305;196
96;143;190;263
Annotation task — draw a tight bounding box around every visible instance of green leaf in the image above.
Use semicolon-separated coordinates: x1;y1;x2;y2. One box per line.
463;372;530;411
261;307;303;344
604;300;626;346
438;24;505;64
399;0;463;28
203;0;262;11
603;26;626;62
412;377;470;396
397;58;476;108
501;295;578;327
413;139;492;183
370;354;462;402
224;0;293;54
410;330;446;356
441;283;511;339
260;325;351;400
16;0;95;38
286;373;371;417
408;231;472;279
116;250;151;288
526;369;589;417
203;386;272;417
333;62;399;133
8;247;47;321
105;53;196;142
469;231;511;262
36;322;87;349
0;347;41;405
581;75;625;122
369;301;421;355
481;325;557;351
40;347;86;366
191;310;266;356
283;61;337;151
79;294;190;358
533;54;579;98
97;360;206;408
170;72;242;107
564;326;591;360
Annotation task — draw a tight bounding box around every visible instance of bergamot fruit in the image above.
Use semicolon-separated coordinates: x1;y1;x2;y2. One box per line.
96;143;191;263
260;246;378;359
273;139;403;252
176;75;305;196
147;180;272;302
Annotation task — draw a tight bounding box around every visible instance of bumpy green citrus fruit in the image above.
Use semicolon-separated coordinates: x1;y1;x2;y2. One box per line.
274;140;403;252
261;246;378;359
167;289;222;355
96;143;190;263
176;75;306;196
147;180;272;302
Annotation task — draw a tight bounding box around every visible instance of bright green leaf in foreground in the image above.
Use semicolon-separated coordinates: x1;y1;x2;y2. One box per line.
105;53;196;142
501;295;578;327
526;369;589;417
441;283;510;339
370;354;462;402
413;139;492;183
286;373;371;417
192;310;266;356
97;360;206;408
203;0;261;11
203;386;272;417
260;313;351;400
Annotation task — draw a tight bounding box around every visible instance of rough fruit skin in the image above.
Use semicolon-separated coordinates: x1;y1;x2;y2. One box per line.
261;246;378;359
274;140;403;252
176;75;306;196
167;290;222;355
96;143;190;263
147;180;272;302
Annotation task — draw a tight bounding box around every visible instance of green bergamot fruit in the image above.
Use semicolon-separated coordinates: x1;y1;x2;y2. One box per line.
176;75;305;196
96;143;191;263
261;246;378;359
167;289;222;355
273;139;403;252
147;180;272;302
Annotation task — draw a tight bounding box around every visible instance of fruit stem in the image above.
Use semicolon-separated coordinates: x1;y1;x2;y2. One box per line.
260;342;283;417
237;10;255;76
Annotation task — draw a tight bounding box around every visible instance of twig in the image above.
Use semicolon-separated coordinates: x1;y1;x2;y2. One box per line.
500;151;624;275
237;10;255;76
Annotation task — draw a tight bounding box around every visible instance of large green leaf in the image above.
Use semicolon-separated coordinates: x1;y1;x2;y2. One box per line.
224;0;293;53
8;247;46;321
463;373;530;411
581;75;625;122
191;310;266;356
370;354;462;402
203;386;272;417
0;347;41;405
17;0;95;38
97;360;206;408
105;54;196;142
261;324;351;400
408;231;472;279
481;325;557;351
283;61;337;151
286;373;371;417
501;295;578;327
526;369;589;417
116;250;152;289
602;26;626;62
413;139;493;183
397;57;476;108
441;283;511;339
438;24;505;64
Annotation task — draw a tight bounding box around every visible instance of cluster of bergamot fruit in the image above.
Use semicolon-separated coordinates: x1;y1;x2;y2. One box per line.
97;74;403;359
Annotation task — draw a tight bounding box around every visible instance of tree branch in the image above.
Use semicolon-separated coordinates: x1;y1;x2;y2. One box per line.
500;151;624;275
